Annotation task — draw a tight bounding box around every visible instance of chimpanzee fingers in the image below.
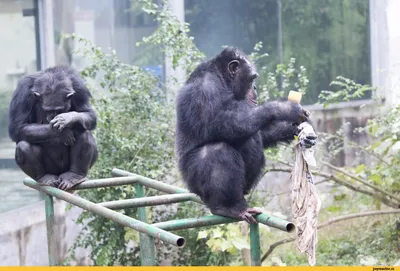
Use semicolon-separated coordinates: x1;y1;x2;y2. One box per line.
306;134;318;140
58;180;72;191
58;123;66;132
300;138;317;148
243;213;257;224
247;207;262;214
64;136;76;146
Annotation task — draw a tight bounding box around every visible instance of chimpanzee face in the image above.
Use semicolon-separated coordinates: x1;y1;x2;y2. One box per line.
31;74;75;122
226;52;259;105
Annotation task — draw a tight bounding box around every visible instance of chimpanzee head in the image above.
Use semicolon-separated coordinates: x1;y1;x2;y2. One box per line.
216;47;259;105
31;72;75;122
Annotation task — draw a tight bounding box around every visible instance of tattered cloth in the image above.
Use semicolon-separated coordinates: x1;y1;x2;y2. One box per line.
291;122;321;266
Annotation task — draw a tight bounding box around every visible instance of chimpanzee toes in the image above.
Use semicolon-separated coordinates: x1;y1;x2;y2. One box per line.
246;207;263;214
57;171;87;191
240;212;258;224
37;174;60;187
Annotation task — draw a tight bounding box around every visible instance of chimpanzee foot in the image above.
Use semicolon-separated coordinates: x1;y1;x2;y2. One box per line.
36;174;60;187
239;208;262;224
57;171;87;191
211;207;262;224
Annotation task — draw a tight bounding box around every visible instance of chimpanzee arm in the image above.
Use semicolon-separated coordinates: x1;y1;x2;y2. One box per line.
69;73;97;130
208;101;305;143
49;73;97;132
260;121;299;148
8;74;60;143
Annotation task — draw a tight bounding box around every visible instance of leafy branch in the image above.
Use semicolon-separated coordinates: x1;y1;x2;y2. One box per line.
261;209;400;262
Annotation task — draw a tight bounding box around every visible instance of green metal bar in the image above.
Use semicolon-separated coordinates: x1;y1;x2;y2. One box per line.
24;178;185;247
72;176;138;190
152;213;294;232
256;213;295;232
111;169;295;232
100;193;196;210
44;194;59;266
136;183;156;266
153;215;237;230
249;223;261;266
111;168;203;204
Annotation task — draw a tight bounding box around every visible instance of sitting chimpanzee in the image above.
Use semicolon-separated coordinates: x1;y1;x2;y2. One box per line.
8;65;98;191
175;47;317;224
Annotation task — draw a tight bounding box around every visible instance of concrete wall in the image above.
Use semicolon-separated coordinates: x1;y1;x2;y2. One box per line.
0;199;90;266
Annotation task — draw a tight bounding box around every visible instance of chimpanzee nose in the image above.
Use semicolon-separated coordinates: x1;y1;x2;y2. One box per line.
252;73;259;80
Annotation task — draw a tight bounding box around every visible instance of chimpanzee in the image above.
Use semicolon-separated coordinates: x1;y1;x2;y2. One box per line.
175;47;317;224
8;65;98;191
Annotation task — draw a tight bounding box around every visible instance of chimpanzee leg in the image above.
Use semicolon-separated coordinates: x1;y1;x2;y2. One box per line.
15;141;59;186
196;143;262;224
58;130;97;190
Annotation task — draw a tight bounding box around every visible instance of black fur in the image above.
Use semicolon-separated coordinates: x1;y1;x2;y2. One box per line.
8;65;98;190
175;47;313;223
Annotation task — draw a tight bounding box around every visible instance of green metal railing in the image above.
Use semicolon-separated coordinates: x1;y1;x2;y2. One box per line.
23;168;295;266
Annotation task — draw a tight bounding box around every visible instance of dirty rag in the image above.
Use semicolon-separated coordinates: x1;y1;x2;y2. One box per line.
291;122;321;266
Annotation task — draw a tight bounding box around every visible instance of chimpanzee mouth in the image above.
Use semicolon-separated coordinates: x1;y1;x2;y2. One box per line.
249;98;257;105
247;88;258;106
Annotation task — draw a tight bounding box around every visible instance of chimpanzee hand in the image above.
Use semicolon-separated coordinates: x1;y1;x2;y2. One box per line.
50;112;77;132
59;127;76;146
297;122;318;148
285;101;310;125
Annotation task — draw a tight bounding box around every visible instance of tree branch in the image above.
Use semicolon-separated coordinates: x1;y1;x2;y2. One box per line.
271;160;399;208
261;209;400;262
322;161;400;203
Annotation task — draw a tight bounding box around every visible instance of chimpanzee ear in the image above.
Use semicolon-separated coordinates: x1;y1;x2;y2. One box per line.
66;91;75;100
228;60;240;76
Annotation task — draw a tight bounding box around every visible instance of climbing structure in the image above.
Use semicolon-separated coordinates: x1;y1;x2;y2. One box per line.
24;168;295;266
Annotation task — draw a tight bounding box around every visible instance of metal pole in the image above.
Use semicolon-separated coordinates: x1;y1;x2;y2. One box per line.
136;183;156;266
250;223;261;266
100;193;196;210
44;195;59;266
111;168;202;204
277;0;283;91
24;178;185;247
153;214;295;232
73;176;139;190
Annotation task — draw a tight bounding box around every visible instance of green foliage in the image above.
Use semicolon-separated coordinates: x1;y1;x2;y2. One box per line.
65;0;221;266
281;219;398;266
65;34;173;265
318;76;372;107
249;42;309;102
137;0;204;72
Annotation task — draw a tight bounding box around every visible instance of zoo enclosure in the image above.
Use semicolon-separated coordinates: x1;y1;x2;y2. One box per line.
23;168;295;266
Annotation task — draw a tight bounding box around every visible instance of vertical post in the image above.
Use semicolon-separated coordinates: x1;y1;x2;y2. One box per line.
136;183;156;266
277;0;283;91
44;195;59;266
250;223;261;266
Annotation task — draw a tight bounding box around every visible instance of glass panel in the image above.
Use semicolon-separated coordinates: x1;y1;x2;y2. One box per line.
184;0;371;105
52;0;163;70
0;0;42;213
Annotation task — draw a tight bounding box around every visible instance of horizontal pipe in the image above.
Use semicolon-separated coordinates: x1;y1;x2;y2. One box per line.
153;213;295;232
256;213;295;232
112;169;295;232
23;178;185;247
111;168;203;204
100;193;196;210
73;176;138;190
152;215;237;231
